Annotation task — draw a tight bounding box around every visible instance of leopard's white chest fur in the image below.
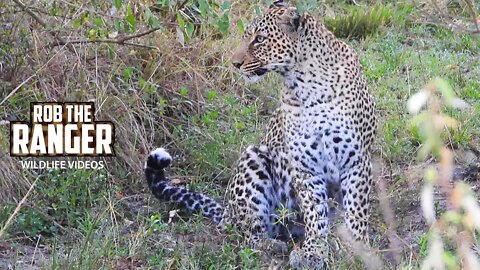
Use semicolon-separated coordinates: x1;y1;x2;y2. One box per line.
282;96;359;184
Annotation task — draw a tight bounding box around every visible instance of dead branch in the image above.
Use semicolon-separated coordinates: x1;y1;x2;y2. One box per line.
42;25;166;50
11;0;77;55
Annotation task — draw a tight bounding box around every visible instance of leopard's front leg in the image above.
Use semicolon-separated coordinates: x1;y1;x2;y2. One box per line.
289;171;329;269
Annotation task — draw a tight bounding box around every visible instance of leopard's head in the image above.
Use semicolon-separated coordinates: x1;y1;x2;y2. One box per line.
231;0;305;81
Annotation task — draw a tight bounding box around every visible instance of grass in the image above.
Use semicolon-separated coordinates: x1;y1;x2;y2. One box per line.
1;0;479;269
324;4;393;39
355;23;480;163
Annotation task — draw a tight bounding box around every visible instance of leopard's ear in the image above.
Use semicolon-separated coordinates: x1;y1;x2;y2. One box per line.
270;0;288;8
279;7;304;33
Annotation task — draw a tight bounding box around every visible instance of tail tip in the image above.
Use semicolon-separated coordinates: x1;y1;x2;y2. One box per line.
146;147;172;170
150;148;172;160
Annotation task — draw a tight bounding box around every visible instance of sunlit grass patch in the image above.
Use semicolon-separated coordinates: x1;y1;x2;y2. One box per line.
324;4;392;39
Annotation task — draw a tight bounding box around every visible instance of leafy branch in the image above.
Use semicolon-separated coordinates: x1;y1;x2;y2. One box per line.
10;0;179;52
408;79;480;269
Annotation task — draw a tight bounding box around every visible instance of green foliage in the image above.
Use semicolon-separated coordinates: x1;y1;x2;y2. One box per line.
1;205;57;238
177;92;263;186
324;4;392;39
238;247;259;269
295;0;325;15
6;169;108;238
236;19;245;35
38;169;107;226
148;213;168;233
357;23;480;163
180;87;188;97
11;208;59;238
390;2;415;27
174;0;232;44
144;8;161;28
112;0;122;10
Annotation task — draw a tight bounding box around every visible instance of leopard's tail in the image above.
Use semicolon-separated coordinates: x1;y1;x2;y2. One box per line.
144;148;225;225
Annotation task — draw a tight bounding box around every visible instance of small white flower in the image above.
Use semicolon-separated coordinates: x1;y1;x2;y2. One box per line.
407;90;429;114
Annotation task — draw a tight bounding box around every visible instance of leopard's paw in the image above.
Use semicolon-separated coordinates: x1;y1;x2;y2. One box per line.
289;248;324;269
251;238;288;255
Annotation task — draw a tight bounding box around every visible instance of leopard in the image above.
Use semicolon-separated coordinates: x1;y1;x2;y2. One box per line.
144;0;377;268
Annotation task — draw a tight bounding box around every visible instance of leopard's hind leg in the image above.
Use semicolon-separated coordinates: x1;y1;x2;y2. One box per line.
226;145;288;255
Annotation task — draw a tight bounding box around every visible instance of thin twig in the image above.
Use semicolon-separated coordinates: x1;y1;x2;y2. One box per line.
30;235;41;267
0;176;39;239
119;27;162;43
11;0;77;55
0;74;36;106
45;38;160;50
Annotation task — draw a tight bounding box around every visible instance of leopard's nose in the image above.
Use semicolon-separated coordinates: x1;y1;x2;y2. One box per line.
232;60;243;69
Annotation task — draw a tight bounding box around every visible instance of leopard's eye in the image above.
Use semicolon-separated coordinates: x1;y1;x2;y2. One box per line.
254;35;266;44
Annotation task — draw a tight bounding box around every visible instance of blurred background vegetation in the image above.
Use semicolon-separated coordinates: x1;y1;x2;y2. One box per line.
0;0;479;269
